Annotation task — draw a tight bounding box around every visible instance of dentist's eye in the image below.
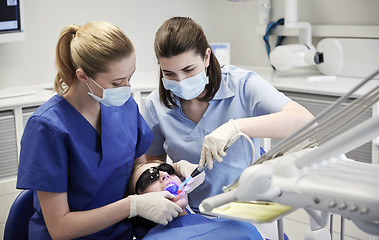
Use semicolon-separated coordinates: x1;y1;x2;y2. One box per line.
112;81;122;87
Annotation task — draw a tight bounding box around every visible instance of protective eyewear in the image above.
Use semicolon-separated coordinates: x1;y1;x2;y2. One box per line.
135;163;177;194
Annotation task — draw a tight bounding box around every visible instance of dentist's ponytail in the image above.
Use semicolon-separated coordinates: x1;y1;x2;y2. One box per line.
54;21;135;95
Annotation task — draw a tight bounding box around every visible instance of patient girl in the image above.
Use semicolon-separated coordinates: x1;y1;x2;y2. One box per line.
132;161;188;210
129;161;263;240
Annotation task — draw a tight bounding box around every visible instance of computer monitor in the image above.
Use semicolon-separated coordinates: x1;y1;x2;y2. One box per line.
0;0;25;44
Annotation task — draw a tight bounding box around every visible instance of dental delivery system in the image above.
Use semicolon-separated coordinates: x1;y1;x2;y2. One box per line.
200;69;379;239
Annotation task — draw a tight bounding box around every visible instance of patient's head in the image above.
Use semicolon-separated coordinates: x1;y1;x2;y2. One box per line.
131;161;188;210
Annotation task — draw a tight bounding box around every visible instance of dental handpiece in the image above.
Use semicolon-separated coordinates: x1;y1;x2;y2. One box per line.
177;165;206;191
187;134;241;186
178;163;207;191
190;165;207;178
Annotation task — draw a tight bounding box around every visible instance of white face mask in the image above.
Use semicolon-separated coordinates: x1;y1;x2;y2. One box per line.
86;77;131;107
162;71;209;100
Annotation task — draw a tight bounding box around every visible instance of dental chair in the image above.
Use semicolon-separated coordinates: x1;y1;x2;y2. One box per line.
4;189;34;240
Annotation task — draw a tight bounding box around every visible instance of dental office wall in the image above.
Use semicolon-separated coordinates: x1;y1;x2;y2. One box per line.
1;0;379;89
209;0;379;68
0;0;212;89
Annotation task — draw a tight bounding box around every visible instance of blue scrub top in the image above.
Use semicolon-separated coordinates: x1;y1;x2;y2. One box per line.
142;213;263;240
143;65;290;210
17;94;153;239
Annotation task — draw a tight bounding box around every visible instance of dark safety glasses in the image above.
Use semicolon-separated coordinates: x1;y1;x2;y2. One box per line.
135;163;177;194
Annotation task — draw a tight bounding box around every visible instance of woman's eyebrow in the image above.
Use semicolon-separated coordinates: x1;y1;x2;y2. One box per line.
162;69;173;74
162;64;194;73
181;64;194;71
112;68;136;81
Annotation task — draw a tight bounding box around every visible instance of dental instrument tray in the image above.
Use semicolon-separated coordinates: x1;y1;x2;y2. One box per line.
201;200;294;224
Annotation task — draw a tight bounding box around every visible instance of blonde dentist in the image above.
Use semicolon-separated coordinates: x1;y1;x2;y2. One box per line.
17;21;181;240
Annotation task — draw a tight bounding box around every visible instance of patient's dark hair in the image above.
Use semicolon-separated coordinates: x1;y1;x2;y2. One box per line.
127;160;166;238
130;216;158;238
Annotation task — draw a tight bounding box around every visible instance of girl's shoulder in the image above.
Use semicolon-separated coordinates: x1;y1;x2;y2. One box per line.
221;65;262;84
221;65;255;75
29;95;67;124
221;65;264;91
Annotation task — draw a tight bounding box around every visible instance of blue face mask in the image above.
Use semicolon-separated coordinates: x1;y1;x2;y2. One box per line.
162;71;209;100
86;77;131;107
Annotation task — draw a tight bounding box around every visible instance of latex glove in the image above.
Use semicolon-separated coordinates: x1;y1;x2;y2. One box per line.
129;191;182;225
200;119;240;169
176;160;205;194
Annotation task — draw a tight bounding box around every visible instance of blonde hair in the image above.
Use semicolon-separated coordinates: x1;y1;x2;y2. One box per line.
54;21;134;95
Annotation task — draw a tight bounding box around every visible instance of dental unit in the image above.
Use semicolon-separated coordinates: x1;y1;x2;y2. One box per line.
200;69;379;240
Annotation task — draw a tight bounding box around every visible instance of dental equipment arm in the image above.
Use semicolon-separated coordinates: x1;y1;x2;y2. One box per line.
295;116;379;169
200;69;379;236
262;69;379;164
270;44;324;72
269;0;324;71
259;0;271;25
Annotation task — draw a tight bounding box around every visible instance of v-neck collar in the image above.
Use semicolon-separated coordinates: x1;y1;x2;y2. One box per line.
59;95;101;137
57;96;134;170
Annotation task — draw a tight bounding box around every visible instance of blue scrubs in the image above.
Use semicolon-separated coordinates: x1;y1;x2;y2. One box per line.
17;95;153;239
142;213;263;240
144;65;290;210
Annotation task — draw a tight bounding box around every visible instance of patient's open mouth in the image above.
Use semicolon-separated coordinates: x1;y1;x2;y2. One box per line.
165;182;182;196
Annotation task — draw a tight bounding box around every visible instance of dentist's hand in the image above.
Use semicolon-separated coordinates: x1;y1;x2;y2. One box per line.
175;160;205;194
129;191;182;225
200;119;240;169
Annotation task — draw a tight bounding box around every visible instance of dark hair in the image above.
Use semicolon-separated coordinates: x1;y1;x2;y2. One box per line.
154;17;221;109
128;161;167;238
130;216;157;238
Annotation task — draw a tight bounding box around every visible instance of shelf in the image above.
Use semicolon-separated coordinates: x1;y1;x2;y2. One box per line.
256;24;379;39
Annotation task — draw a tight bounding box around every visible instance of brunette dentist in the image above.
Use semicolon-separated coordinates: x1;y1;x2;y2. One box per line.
144;16;314;212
